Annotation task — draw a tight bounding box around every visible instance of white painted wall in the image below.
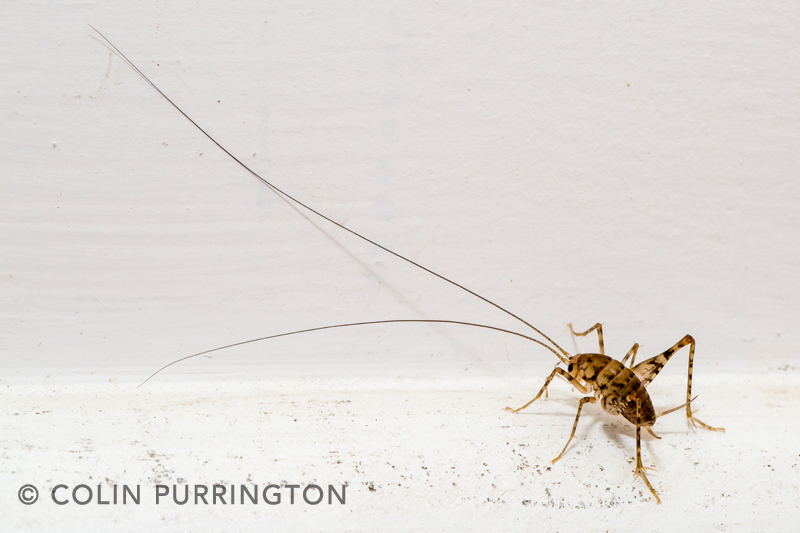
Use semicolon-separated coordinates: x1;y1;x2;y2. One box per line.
3;2;798;382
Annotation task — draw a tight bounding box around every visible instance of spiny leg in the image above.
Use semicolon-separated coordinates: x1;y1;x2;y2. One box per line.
631;335;724;432
621;343;640;368
568;323;604;354
648;396;699;439
682;337;724;432
505;367;587;413
634;425;661;504
552;396;597;463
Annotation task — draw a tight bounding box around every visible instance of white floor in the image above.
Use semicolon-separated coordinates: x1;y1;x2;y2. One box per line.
3;371;797;531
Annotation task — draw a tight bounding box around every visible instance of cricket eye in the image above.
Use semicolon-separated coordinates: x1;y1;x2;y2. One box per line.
568;363;574;374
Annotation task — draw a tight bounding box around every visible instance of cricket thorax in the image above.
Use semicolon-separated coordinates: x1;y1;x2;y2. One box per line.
570;353;656;427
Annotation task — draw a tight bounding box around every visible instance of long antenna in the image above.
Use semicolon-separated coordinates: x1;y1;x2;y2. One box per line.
137;318;569;387
89;26;568;358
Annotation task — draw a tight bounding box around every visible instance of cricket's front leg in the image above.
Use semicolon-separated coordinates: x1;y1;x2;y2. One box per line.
568;322;605;354
505;367;587;413
551;396;597;463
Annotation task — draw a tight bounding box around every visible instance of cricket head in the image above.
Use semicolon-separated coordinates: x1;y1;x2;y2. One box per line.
566;354;583;382
565;352;611;387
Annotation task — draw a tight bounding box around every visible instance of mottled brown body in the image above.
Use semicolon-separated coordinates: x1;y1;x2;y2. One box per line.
506;323;724;504
570;354;656;428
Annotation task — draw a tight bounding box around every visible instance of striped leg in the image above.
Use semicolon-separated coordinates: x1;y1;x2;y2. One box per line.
621;343;640;367
552;396;597;463
631;335;724;432
505;367;588;413
568;323;605;354
634;425;661;504
558;323;603;401
682;337;724;432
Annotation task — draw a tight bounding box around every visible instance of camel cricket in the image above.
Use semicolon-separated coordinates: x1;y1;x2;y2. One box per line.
91;26;724;504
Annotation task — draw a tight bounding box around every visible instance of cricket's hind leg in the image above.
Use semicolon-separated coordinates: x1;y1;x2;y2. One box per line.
680;336;725;432
631;335;724;432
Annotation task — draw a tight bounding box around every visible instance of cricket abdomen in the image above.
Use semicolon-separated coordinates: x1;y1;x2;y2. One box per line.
573;353;656;427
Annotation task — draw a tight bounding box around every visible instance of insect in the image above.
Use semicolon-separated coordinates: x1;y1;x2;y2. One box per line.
90;26;724;503
505;322;724;503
